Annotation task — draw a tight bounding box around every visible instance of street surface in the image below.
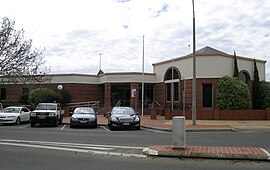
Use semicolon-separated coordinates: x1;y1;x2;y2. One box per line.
0;123;269;170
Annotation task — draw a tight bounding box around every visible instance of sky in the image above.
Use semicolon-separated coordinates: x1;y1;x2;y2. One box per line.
1;0;270;79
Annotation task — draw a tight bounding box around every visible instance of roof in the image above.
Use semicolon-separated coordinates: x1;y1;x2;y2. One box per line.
195;46;228;55
153;46;266;66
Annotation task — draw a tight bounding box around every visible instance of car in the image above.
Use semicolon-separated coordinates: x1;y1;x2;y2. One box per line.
0;106;31;125
70;107;97;128
108;107;140;130
30;103;64;127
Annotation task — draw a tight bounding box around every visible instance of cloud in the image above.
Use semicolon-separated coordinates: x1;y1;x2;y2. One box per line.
1;0;270;80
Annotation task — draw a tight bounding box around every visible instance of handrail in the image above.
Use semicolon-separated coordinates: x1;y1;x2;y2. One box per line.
67;101;100;108
115;101;121;107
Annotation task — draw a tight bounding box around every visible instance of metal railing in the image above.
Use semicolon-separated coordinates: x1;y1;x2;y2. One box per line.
67;101;100;109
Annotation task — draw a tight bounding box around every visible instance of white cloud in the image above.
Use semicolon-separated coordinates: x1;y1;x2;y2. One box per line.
1;0;270;79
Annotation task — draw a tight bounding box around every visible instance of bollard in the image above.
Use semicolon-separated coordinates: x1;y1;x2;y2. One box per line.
172;116;186;149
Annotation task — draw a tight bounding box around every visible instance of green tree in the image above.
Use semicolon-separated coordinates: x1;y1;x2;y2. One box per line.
216;76;250;110
28;88;59;106
59;89;72;105
252;59;260;109
233;51;239;78
258;81;270;109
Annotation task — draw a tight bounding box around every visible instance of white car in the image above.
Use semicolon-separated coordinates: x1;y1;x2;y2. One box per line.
0;106;31;125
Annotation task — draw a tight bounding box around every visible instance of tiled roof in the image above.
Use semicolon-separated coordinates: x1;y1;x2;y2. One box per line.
195;46;228;55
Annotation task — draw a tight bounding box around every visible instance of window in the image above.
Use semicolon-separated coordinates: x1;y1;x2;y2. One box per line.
139;83;154;106
164;67;180;102
202;84;212;107
22;88;29;95
239;71;250;85
0;88;6;100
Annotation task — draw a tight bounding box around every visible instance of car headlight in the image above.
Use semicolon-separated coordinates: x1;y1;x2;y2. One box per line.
48;112;55;117
111;117;117;121
134;117;140;121
71;117;78;121
31;112;36;116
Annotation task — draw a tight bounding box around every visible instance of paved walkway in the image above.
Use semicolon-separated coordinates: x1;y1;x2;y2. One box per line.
63;115;270;161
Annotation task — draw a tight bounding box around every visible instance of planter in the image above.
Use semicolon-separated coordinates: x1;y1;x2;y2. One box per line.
150;108;157;119
165;108;172;120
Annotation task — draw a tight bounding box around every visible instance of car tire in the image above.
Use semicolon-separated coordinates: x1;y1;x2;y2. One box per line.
53;117;58;127
15;117;21;125
59;116;63;125
109;123;114;130
136;126;140;130
70;124;74;128
31;121;35;127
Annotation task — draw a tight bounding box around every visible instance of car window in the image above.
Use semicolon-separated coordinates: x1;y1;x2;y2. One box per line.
3;107;20;113
35;104;57;110
112;108;135;115
74;108;95;114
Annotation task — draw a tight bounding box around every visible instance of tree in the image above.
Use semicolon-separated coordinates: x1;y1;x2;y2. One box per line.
0;17;50;85
233;51;239;78
259;81;270;109
216;76;250;110
252;59;260;109
28;88;60;106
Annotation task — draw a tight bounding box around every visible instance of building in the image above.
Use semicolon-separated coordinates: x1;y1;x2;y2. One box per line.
0;46;266;118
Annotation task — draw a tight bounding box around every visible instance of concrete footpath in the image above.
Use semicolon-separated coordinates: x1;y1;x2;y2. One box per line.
63;115;270;161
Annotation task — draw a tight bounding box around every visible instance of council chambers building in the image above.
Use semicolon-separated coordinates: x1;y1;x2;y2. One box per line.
0;46;267;119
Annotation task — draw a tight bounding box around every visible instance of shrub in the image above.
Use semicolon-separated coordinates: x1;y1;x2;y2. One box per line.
259;81;270;109
28;88;60;106
216;76;250;110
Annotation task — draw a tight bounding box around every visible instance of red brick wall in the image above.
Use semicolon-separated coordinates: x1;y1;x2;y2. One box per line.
169;108;270;120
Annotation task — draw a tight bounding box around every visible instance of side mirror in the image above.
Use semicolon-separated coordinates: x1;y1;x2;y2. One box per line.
69;112;73;116
107;112;111;117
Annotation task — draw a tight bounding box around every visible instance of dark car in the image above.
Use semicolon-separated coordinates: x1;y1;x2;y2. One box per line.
108;107;140;130
70;107;97;128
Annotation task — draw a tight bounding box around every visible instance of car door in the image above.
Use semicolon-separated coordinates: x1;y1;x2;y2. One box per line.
21;108;30;122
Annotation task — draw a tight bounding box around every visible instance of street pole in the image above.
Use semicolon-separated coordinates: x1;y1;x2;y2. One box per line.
142;35;145;117
192;0;197;125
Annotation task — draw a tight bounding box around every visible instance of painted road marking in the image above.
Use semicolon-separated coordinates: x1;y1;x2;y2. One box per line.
0;139;146;158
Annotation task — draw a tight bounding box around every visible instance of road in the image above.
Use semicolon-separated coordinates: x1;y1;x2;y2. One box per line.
0;123;269;170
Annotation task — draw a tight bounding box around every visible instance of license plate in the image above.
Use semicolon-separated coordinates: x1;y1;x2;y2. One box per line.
123;123;130;125
38;116;46;119
80;120;87;124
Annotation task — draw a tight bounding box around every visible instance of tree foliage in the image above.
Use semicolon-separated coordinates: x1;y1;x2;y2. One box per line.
59;88;72;105
258;81;270;109
252;59;261;109
216;76;250;110
0;17;50;84
28;88;59;106
233;51;239;78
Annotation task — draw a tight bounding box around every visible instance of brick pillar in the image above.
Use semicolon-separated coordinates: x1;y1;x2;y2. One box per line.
104;83;111;112
130;83;139;111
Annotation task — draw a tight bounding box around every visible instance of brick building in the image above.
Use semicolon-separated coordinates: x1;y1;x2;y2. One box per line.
0;46;266;117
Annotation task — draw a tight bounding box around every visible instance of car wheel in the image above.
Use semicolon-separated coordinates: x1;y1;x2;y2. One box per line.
136;126;140;130
109;123;114;130
70;124;74;128
53;117;58;127
15;117;21;125
31;121;35;127
59;116;63;125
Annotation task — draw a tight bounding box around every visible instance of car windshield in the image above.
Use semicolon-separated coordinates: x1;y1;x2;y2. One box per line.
3;107;20;113
74;108;95;115
111;107;135;115
35;104;57;110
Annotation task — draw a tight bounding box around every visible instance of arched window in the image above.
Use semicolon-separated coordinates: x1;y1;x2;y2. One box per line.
239;71;250;85
164;67;180;102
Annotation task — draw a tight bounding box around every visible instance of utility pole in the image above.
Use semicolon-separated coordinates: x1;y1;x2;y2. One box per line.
142;35;145;117
98;52;102;70
192;0;197;125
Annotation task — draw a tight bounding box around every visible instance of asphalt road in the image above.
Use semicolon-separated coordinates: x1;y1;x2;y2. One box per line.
0;123;269;170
